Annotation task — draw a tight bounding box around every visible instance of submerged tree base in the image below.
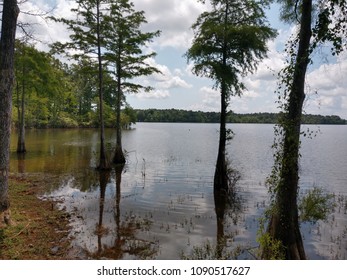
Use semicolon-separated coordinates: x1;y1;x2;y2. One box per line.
96;163;112;171
16;147;26;154
96;151;111;171
214;156;241;193
113;145;126;165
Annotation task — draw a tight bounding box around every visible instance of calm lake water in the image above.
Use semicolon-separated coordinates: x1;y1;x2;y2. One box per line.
10;123;347;259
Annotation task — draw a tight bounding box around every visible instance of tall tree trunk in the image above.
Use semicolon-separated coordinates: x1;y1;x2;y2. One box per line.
113;52;125;164
264;0;312;260
214;82;228;192
0;0;19;225
96;0;110;170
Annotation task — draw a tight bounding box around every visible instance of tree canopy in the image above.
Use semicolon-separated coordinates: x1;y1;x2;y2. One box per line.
187;0;277;98
12;41;136;129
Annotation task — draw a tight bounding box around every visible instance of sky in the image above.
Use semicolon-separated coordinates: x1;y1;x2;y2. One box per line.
16;0;347;119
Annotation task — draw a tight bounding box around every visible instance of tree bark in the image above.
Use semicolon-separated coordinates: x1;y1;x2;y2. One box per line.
0;0;19;224
113;90;126;164
214;81;228;192
264;0;312;260
113;46;125;165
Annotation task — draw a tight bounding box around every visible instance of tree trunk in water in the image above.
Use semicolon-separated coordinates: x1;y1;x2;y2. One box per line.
214;83;228;192
113;63;125;164
0;0;19;225
113;108;125;164
263;0;312;260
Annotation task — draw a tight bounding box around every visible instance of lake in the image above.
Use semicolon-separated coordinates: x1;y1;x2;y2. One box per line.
9;123;347;259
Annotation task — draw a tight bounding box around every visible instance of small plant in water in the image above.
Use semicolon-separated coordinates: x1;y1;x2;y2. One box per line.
299;187;336;224
180;239;241;260
141;158;146;178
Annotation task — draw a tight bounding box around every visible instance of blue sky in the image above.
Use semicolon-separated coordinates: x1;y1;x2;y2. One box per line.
18;0;347;119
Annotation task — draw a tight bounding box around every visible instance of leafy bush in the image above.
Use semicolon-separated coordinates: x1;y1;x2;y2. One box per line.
299;187;335;223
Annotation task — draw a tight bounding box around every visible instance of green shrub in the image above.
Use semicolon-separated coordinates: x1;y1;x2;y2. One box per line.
299;187;335;223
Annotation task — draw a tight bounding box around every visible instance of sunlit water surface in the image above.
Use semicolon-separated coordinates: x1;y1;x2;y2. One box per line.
10;123;347;259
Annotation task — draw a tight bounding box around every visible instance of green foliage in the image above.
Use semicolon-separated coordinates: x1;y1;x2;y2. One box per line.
136;109;220;123
13;41;81;128
276;0;347;58
256;232;285;260
256;217;285;260
299;187;335;223
50;0;108;60
50;112;79;128
135;109;346;124
187;0;277;99
103;0;161;95
12;40;141;129
180;239;239;260
26;93;49;128
50;0;156;138
122;106;137;129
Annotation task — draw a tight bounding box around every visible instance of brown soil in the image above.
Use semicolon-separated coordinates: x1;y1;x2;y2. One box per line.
0;174;74;260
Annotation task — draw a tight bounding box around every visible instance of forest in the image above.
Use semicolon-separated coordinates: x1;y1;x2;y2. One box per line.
1;0;347;263
136;109;347;124
12;41;137;129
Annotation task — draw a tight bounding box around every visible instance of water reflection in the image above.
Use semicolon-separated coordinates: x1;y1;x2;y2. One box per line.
214;167;243;259
50;166;159;259
17;153;26;174
88;166;158;259
181;165;244;260
214;188;243;259
114;166;121;257
96;170;110;256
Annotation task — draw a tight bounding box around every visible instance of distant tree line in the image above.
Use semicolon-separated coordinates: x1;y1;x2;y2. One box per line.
136;109;346;125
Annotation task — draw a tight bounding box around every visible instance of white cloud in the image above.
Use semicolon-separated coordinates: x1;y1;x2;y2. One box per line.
17;0;76;51
134;89;170;100
306;51;347;117
131;57;192;100
133;0;206;49
159;76;192;89
189;86;220;112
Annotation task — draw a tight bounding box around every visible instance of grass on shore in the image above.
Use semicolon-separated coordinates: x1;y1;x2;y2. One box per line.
0;174;72;260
